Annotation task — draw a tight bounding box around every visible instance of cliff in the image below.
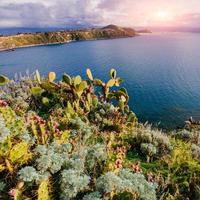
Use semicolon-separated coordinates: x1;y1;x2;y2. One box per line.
0;25;138;51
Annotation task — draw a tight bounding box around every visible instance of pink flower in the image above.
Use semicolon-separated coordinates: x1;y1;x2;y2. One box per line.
8;189;17;197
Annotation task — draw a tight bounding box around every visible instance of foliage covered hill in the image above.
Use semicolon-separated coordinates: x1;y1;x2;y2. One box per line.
0;69;199;200
0;25;137;51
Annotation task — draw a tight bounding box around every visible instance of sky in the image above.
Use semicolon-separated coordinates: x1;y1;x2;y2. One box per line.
0;0;200;28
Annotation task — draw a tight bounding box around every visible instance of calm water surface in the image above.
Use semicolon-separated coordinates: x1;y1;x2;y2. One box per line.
1;32;200;129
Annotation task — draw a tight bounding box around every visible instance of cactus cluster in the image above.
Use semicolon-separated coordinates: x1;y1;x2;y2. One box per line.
30;69;136;127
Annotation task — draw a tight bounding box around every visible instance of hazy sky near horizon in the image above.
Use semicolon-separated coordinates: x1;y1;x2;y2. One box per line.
0;0;200;28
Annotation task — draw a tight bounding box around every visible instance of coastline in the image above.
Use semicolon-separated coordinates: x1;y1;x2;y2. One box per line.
0;25;139;52
0;36;139;52
0;41;72;52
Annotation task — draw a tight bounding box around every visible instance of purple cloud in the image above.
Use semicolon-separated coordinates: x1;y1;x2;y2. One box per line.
0;0;200;28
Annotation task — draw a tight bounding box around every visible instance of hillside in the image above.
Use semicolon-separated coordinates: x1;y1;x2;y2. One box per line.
0;25;138;51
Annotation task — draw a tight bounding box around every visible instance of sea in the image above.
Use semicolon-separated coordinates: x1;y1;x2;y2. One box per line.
1;32;200;129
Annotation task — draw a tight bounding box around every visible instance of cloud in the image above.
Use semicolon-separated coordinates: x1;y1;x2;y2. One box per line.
175;13;200;26
0;0;104;27
97;0;125;10
0;0;199;28
0;2;53;27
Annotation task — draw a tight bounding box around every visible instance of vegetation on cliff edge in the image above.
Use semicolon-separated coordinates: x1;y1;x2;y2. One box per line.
0;25;138;50
0;69;199;200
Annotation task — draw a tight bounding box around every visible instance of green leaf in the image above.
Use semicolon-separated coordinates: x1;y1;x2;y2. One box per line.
62;73;72;85
127;112;136;122
67;101;75;115
76;91;83;98
115;77;123;86
124;105;130;113
40;82;57;92
31;87;43;95
92;97;98;108
113;90;127;99
85;101;90;112
48;72;56;82
35;70;41;84
0;75;9;86
118;100;125;112
119;87;128;96
107;93;115;100
60;130;70;141
87;93;92;104
93;79;103;86
110;68;117;79
74;75;82;86
42;97;50;106
106;79;115;87
77;81;88;92
86;68;93;81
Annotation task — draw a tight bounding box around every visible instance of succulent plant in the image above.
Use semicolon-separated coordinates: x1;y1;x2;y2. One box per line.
18;166;39;183
96;169;156;200
83;192;102;200
0;181;6;192
0;115;11;144
191;144;200;160
140;143;157;162
34;142;70;174
60;169;90;200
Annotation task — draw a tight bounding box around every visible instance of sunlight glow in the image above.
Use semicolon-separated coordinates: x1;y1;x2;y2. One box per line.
155;11;172;21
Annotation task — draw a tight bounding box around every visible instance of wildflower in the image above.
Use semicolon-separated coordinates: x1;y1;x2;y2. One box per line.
0;100;8;107
131;161;142;173
114;158;123;169
8;189;17;197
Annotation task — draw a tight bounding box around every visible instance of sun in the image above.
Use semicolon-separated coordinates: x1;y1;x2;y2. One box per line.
155;11;171;21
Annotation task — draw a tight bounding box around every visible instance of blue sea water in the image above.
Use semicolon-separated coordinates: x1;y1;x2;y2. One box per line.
0;32;200;129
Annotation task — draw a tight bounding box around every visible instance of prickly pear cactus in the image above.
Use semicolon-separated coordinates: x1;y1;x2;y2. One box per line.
0;75;9;86
48;72;56;82
86;68;93;81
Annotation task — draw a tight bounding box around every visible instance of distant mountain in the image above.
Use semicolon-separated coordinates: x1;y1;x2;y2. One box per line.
102;24;120;30
137;29;152;33
135;26;200;33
